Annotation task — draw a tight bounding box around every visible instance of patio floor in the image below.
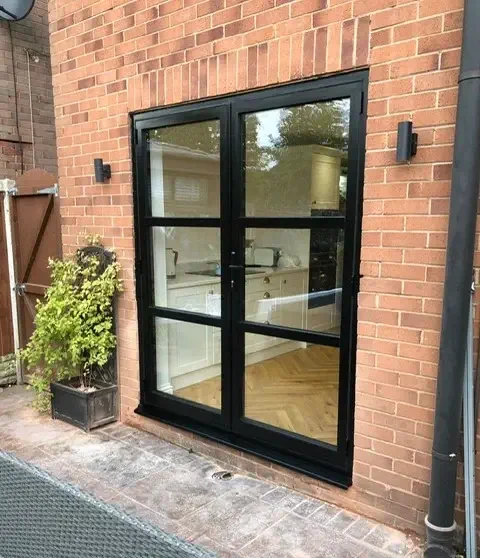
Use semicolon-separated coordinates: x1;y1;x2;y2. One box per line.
0;385;423;558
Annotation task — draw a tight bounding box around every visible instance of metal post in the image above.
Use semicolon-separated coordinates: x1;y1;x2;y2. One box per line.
0;179;22;385
463;288;477;558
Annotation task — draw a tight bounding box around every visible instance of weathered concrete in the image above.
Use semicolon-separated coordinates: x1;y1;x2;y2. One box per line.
0;386;423;558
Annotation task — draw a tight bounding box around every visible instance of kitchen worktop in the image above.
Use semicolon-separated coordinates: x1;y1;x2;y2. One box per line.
167;266;308;289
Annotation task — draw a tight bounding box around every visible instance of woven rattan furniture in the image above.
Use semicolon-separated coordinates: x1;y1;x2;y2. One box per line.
0;451;216;558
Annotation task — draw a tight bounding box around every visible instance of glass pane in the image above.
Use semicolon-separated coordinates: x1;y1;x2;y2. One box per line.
148;120;220;217
244;228;343;335
244;100;350;217
152;227;221;316
155;317;221;410
244;336;339;445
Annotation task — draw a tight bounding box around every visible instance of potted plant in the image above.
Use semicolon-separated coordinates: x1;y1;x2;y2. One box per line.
21;241;123;431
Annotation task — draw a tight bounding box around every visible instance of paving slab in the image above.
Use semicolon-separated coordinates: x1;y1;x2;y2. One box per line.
0;385;424;558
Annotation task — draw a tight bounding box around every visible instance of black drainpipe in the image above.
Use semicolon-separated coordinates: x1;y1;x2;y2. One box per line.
424;0;480;555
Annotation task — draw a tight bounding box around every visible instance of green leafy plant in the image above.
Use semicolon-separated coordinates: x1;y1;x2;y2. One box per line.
20;250;123;412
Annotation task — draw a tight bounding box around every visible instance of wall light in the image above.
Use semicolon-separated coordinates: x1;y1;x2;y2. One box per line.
94;158;111;183
396;121;418;163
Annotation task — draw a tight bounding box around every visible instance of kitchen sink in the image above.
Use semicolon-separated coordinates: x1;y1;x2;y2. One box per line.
186;269;265;277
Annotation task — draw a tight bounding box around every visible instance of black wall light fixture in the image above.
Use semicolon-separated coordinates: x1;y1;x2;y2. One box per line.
94;158;112;183
396;121;418;163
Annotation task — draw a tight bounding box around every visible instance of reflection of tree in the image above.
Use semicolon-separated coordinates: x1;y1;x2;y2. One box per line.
246;101;350;215
271;101;348;152
149;116;263;163
150;121;220;154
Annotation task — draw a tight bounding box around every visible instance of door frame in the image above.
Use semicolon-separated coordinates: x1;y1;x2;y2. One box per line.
133;103;233;431
132;69;368;487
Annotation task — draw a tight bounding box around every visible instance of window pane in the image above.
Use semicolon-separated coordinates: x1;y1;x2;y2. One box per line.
148;120;220;217
244;100;350;217
152;227;221;316
244;228;344;335
155;317;221;410
244;336;339;445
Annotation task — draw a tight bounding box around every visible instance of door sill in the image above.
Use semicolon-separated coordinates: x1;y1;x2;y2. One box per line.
135;403;352;489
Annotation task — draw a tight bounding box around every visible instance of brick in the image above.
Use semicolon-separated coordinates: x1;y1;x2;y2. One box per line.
444;10;463;31
341;18;354;69
302;30;315;76
371;40;417;65
225;17;255;37
377;325;421;344
158;0;184;16
313;3;352;27
197;26;224;45
440;49;461;70
418;30;462;54
248;45;257;88
393;16;442;42
256;5;289;27
371;467;412;492
384;199;429;215
243;26;275;46
198;0;225;16
371;4;418;31
243;0;274;17
292;0;326;17
382;233;427;249
78;77;96;89
371;28;391;48
314;26;327;74
419;0;463;18
401;313;441;331
415;69;459;92
213;5;242;25
277;15;312;37
390;54;439;79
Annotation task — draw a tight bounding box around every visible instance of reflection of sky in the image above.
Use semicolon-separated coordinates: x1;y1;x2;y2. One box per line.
256;109;282;147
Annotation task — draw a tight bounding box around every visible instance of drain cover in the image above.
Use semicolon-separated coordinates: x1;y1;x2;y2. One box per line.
212;471;233;481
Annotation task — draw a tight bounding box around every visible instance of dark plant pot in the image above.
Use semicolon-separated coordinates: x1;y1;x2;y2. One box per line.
51;379;118;432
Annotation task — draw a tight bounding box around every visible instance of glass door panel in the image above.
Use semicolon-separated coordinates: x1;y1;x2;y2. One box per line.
244;335;340;445
152;226;221;315
244;100;350;217
244;228;344;334
140;110;228;420
154;317;222;410
236;94;354;457
148;120;221;218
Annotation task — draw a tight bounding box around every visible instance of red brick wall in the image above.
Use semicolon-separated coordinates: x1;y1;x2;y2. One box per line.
1;0;57;179
47;0;474;538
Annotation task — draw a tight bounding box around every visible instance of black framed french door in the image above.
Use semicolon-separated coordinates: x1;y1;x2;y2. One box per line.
133;70;367;486
133;104;234;431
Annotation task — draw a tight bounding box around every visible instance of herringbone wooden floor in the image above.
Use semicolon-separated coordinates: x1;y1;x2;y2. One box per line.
175;344;340;445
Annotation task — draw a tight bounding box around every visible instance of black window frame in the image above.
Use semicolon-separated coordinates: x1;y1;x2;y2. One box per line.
132;69;368;488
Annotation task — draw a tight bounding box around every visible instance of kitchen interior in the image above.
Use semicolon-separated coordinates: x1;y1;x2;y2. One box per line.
150;102;349;446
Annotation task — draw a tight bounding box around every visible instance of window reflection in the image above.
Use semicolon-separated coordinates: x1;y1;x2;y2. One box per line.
148;120;220;217
244;100;350;217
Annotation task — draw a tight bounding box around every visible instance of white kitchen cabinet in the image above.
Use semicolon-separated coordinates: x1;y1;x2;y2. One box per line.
277;270;308;330
164;269;309;388
166;283;220;379
168;283;220;315
168;320;212;378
